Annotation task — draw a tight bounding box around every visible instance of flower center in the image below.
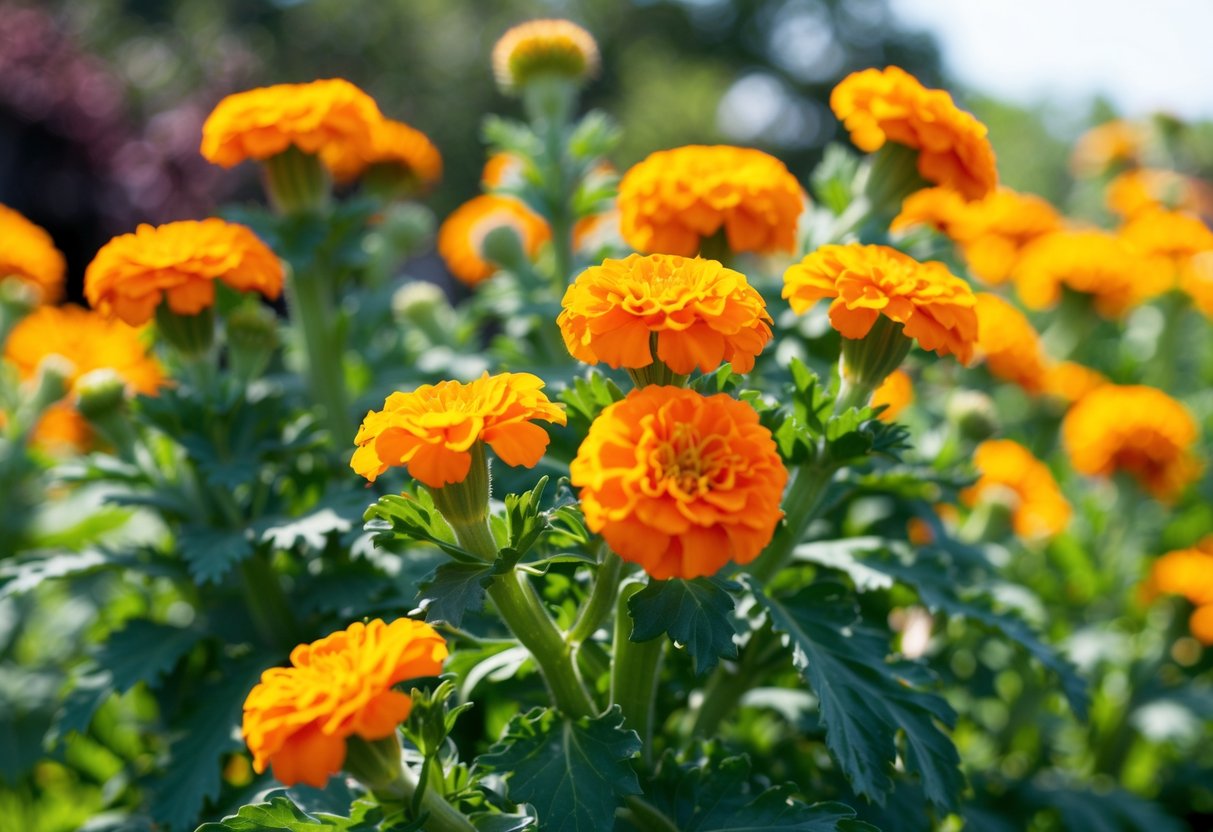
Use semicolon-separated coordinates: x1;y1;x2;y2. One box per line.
651;423;729;497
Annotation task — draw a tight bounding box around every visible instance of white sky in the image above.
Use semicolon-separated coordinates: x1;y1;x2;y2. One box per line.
889;0;1213;120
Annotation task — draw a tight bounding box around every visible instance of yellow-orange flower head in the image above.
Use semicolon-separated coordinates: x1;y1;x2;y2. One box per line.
1070;119;1144;177
1106;169;1209;219
963;439;1071;539
242;618;447;788
830;66;997;200
0;204;66;303
1042;361;1107;406
571;386;787;580
617;145;805;257
84;219;283;326
872;369;913;421
1120;209;1213;290
201;79;383;171
351;372;566;488
1013;229;1164;318
436;195;550;286
782;243;979;362
974;293;1048;393
1062;384;1200;500
492;19;600;91
1143;547;1213;645
325;117;442;187
558;254;772;375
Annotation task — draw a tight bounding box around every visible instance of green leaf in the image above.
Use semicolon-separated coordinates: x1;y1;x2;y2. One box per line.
810;144;861;216
628;577;738;675
195;791;420;832
178;526;255;584
559;372;626;430
363;492;478;563
419;562;493;626
745;578;963;810
503;476;551;559
478;706;641;832
0;549;110;600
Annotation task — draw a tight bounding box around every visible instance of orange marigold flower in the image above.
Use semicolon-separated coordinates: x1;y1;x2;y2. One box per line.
0;204;66;303
1042;360;1107;406
1070;119;1144;177
1145;548;1213;607
482;152;528;190
1183;251;1213;318
351;372;566;488
200;79;383;171
558;254;772;375
1120;209;1213;290
1106;168;1210;219
570;386;787;580
326;117;442;187
830;66;997;200
974;293;1048;393
84;219;283;326
29;402;92;455
436;195;550;286
617;145;805;257
1013;229;1165;317
492;19;600;91
872;369;913;421
782;243;979;362
1191;606;1213;646
962;439;1071;539
242;618;447;788
1062;384;1200;500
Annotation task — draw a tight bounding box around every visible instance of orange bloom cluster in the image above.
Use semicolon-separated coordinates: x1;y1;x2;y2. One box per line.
1182;252;1213;319
558;254;772;375
616;145;804;257
782;243;979;362
242;618;447;788
351;372;566;488
492;19;600;91
1042;361;1107;406
571;386;787;579
1013;230;1163;317
963;439;1071;539
1107;169;1210;219
1120;209;1213;290
1143;547;1213;645
84;220;283;326
437;195;550;286
872;369;913;421
829;66;997;200
1070;119;1143;177
1062;384;1200;500
0;204;66;303
973;293;1048;393
894;187;1061;284
201;79;383;171
326;117;442;187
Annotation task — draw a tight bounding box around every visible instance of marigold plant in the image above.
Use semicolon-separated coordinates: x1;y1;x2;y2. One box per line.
1070;118;1144;176
871;368;913;421
1014;229;1164;317
492;18;600;91
963;439;1072;539
1144;548;1213;644
436;195;550;285
0;203;66;302
973;293;1049;393
325;117;443;188
1120;208;1213;288
1106;168;1209;219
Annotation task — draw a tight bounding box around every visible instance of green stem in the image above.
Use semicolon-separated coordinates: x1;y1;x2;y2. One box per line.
834;375;877;414
610;581;664;762
345;737;475;832
688;628;782;738
262;146;332;215
568;547;624;645
286;263;351;444
748;462;838;583
238;551;301;651
619;796;680;832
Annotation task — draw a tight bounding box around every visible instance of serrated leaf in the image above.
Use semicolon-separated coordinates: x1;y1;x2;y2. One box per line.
628;577;738;675
746;578;962;809
363;492;478;563
195;791;415;832
178;526;255;584
420;561;494;626
478;706;641;832
0;549;110;599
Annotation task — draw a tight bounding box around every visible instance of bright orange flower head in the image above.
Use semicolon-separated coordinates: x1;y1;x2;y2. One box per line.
558;254;772;375
962;439;1071;539
617;145;805;257
1144;548;1213;607
1106;168;1209;219
0;204;66;303
1062;384;1200;500
871;369;913;421
84;219;283;326
571;386;787;580
830;66;997;200
242;618;447;788
1182;251;1213;319
1120;209;1213;289
351;372;566;488
1042;360;1107;406
973;293;1048;393
492;19;600;91
1013;229;1165;317
436;195;550;286
201;79;383;172
325;117;442;188
782;243;979;362
1070;119;1144;177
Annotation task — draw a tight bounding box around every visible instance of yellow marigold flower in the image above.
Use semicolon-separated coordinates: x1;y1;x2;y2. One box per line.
492;19;600;91
962;439;1071;539
84;219;283;326
617;145;805;257
558;254;772;376
973;293;1048;393
325;117;442;187
1013;229;1165;317
1070;119;1144;177
891;186;969;237
830;66;997;200
782;243;979;362
482;152;527;190
1120;209;1213;290
1042;361;1107;406
351;372;566;488
242;618;447;788
1106;168;1210;219
200;79;383;171
571;386;787;580
436;195;550;286
871;369;913;421
0;204;66;303
1062;384;1200;500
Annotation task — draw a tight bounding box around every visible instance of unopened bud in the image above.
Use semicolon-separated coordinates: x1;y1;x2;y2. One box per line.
947;389;999;441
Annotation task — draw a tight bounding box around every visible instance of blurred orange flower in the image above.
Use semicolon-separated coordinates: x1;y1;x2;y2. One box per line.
84;220;283;326
1143;548;1213;645
1106;168;1210;219
571;386;787;579
1062;384;1199;500
782;243;978;362
492;19;600;91
351;372;566;488
436;195;550;286
558;253;772;375
1120;209;1213;289
830;66;997;200
242;618;447;788
1070;119;1144;177
0;204;66;303
1013;229;1164;317
1041;361;1107;406
973;293;1048;393
482;152;527;190
963;439;1071;539
326;117;442;188
872;369;913;421
617;145;804;256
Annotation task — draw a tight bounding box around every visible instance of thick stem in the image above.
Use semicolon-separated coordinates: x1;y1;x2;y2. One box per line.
568;547;624;645
285;263;350;444
748;462;838;583
610;581;664;762
688;628;781;738
345;737;475;832
237;551;301;651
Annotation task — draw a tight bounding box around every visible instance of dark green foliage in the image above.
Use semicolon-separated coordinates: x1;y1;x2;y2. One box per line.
628;577;739;675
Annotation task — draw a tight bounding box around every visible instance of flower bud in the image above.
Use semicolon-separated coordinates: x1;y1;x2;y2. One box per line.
76;368;127;420
392;281;456;347
28;354;74;415
226;303;280;383
428;442;492;535
838;314;913;409
947;389;999;441
492;19;599;95
863;142;930;222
